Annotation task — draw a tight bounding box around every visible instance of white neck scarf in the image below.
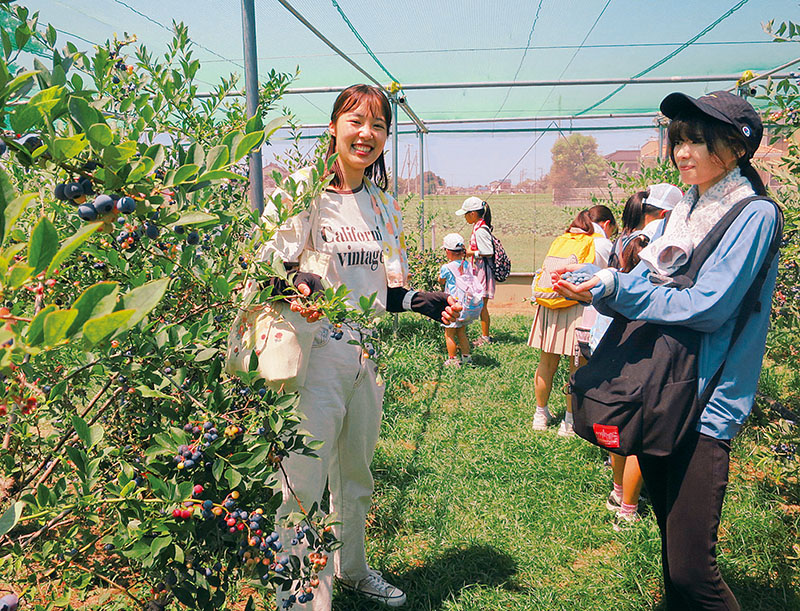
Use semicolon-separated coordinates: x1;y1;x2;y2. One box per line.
639;168;754;276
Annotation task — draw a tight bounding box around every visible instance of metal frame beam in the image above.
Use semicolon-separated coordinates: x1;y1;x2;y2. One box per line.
241;0;263;213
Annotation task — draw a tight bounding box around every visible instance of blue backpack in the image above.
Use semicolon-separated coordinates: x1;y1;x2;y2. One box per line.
444;261;484;324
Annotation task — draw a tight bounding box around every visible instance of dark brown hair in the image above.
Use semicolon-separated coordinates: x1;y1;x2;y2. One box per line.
620;234;650;272
567;210;594;233
568;205;617;236
667;110;766;196
326;84;392;191
621;190;662;232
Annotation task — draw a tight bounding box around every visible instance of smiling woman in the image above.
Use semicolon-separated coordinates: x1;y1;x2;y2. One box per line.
257;84;463;611
325;84;391;192
554;91;782;611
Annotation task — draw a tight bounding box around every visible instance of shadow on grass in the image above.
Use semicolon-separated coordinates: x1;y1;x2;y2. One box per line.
466;352;500;369
334;545;520;610
642;572;800;611
730;575;800;611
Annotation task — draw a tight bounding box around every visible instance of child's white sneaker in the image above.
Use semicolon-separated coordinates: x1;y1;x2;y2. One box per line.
557;420;576;437
532;409;552;431
444;357;460;368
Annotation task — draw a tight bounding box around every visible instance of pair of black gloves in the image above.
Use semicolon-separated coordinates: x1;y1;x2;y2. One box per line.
290;271;456;323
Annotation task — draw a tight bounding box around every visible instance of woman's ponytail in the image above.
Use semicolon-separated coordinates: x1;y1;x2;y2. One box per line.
478;202;493;230
621;191;648;232
739;158;767;196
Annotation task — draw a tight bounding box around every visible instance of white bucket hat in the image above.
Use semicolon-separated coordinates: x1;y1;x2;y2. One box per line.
644;183;683;211
441;233;465;251
455;196;485;216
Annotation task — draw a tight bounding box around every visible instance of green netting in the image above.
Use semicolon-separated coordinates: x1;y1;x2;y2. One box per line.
21;0;800;125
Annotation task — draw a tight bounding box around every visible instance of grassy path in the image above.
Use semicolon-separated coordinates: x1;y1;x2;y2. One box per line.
334;314;800;610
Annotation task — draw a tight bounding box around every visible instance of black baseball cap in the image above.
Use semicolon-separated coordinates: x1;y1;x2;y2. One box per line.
660;90;763;159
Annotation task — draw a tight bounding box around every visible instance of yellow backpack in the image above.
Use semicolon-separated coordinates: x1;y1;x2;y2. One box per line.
532;232;600;309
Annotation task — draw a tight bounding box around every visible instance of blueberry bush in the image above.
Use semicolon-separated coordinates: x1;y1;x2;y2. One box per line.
0;4;376;609
752;20;800;498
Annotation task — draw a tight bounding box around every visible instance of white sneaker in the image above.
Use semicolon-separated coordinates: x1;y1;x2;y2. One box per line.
339;569;406;607
532;409;552;431
444;357;460;368
613;510;641;532
605;490;622;512
557;420;576;437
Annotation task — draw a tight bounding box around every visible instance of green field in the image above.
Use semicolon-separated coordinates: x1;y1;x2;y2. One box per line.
332;314;800;611
402;193;577;273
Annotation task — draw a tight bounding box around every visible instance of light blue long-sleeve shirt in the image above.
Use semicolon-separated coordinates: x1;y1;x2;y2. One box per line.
587;198;779;440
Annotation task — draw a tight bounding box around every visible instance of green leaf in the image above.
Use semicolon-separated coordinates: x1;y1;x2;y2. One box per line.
87;123;113;148
0;167;14;243
143;143;165;167
65;445;85;473
51;134;88;160
43;309;79;345
264;115;290;139
83;309;135;345
8;264;33;288
225;468;242;488
25;304;57;346
0;501;25;537
3;193;36;245
71;415;91;448
28;217;59;275
127;157;155;182
89;423;104;447
46;222;102;276
233;131;265;162
170;211;217;227
66;281;119;337
164;164;200;187
150;535;172;557
136;386;175;401
205;145;228;171
102;141;137;168
5;70;38;100
119;278;169;330
68;96;99;131
195;169;243;182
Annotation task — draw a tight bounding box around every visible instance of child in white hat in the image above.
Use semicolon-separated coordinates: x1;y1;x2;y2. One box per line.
438;233;474;366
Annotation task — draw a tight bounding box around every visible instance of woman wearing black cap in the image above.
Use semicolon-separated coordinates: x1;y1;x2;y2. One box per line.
553;91;782;610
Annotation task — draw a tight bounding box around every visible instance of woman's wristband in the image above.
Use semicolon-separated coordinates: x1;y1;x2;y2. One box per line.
592;268;617;298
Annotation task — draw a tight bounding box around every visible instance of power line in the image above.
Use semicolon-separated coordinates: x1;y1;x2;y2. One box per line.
485;120;556;200
112;0;244;69
494;0;544;118
538;0;612;112
577;0;751;116
330;0;400;84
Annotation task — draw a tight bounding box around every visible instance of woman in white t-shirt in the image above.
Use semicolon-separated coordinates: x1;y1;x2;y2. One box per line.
261;84;459;610
458;197;495;346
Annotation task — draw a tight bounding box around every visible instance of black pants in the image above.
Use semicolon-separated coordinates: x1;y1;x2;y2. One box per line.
638;433;740;611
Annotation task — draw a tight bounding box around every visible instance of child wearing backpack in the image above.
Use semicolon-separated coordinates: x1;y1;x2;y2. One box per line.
457;196;495;346
529;205;616;436
438;233;482;367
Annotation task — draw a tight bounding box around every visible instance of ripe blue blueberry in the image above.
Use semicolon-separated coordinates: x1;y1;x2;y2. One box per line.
116;196;136;214
64;181;84;199
93;194;115;214
78;204;98;221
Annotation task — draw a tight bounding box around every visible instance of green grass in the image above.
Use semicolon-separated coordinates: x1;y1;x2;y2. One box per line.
403;194;576;273
331;314;800;610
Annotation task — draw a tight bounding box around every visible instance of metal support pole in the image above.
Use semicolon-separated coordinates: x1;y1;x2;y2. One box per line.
392;97;399;199
419;129;425;250
658;124;664;161
241;0;264;213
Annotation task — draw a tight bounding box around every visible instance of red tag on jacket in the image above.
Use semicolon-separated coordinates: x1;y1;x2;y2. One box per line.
593;424;620;448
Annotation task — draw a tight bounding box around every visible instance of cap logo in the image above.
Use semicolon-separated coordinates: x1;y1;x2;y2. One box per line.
742;125;751;137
